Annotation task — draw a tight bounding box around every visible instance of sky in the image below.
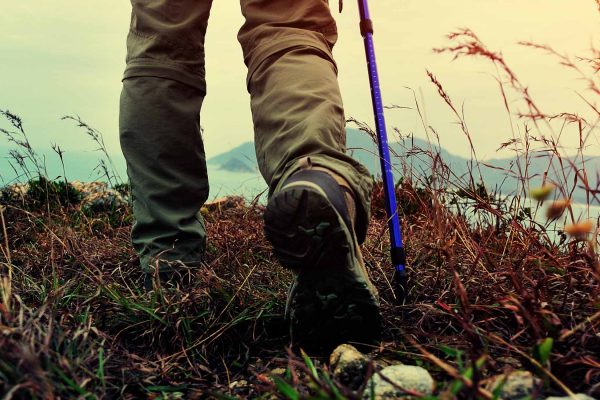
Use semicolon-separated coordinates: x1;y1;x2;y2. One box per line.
1;0;599;162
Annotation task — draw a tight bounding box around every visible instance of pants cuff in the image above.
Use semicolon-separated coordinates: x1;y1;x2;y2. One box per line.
124;59;207;93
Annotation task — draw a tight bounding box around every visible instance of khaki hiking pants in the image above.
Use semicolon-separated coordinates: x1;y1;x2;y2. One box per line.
119;0;374;272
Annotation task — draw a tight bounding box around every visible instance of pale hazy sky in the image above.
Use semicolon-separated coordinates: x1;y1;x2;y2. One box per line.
1;1;599;161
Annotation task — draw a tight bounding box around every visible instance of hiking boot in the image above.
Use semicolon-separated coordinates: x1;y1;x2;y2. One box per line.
264;169;381;349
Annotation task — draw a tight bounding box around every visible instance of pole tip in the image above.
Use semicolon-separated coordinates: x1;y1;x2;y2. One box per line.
393;269;408;305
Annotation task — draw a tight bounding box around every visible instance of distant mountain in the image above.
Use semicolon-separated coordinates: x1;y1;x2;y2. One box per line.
345;128;473;178
219;157;255;173
207;128;473;177
205;128;476;180
2;130;597;204
207;142;256;173
207;128;599;204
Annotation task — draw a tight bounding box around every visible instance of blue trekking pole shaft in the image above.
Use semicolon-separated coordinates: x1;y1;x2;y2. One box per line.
357;0;408;301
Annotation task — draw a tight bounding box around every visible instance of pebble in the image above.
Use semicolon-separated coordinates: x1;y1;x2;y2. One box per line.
484;370;541;400
81;189;127;213
329;344;371;390
363;364;435;399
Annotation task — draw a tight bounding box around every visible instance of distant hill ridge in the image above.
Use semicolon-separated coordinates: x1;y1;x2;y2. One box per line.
1;128;597;203
207;128;599;204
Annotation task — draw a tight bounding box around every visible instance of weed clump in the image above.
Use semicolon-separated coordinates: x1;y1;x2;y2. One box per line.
1;177;82;210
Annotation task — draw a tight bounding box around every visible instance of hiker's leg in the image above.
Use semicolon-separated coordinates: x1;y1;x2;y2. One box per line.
238;0;373;242
119;0;213;274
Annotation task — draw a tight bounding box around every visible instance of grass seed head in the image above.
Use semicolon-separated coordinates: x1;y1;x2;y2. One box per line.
545;199;571;220
530;184;556;201
564;220;594;240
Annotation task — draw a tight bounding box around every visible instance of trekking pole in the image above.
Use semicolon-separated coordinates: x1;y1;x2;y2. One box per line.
357;0;408;303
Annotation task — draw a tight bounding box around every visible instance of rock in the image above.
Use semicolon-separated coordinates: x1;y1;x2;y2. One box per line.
229;379;248;389
3;183;29;201
484;371;541;400
363;365;435;399
70;181;127;212
71;180;108;196
269;368;287;377
545;395;595;400
81;189;127;213
495;356;522;369
203;196;245;212
329;344;371;390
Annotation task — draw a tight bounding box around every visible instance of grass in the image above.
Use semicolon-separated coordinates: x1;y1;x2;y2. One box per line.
1;13;599;400
1;170;598;399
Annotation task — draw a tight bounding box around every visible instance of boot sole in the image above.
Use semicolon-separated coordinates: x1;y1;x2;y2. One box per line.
264;186;381;349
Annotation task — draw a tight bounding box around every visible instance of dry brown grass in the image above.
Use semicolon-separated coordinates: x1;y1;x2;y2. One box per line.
0;166;597;398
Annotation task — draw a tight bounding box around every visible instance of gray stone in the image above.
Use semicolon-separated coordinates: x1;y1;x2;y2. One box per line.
363;364;435;399
202;196;245;213
228;379;248;389
270;367;287;377
495;356;522;369
329;344;371;390
485;371;541;400
545;395;596;400
71;180;109;196
81;189;127;213
3;183;29;201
